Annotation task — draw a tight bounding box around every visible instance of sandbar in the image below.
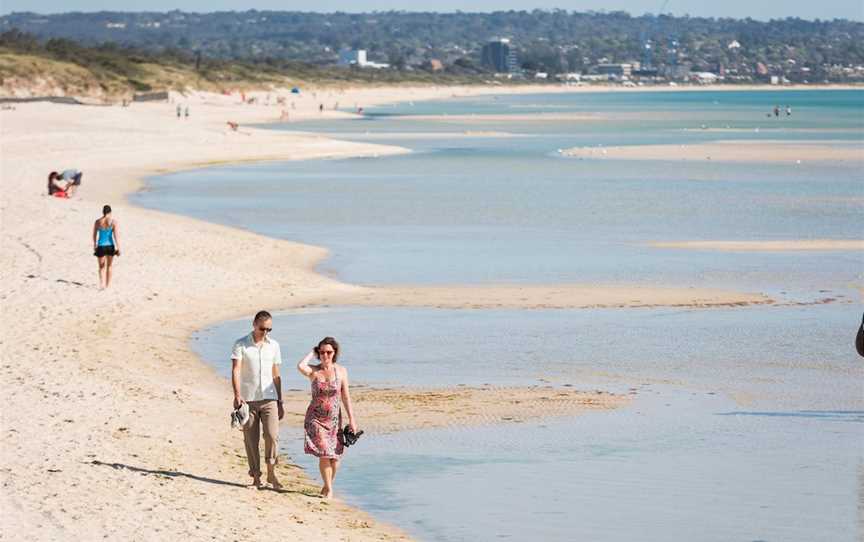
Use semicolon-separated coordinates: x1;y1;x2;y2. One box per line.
650;240;864;252
561;139;864;164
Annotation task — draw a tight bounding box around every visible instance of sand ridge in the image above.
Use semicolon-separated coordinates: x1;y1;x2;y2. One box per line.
649;240;864;252
560;139;864;164
324;284;772;309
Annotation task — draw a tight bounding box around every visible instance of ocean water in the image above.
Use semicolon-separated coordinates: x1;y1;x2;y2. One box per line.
135;89;864;541
135;90;863;301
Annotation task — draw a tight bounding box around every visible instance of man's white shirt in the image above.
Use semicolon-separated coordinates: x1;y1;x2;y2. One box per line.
231;333;282;401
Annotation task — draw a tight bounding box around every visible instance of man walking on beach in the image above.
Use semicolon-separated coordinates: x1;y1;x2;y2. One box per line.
231;311;284;489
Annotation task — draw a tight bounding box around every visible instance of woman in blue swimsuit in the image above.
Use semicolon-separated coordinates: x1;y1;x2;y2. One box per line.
92;205;121;289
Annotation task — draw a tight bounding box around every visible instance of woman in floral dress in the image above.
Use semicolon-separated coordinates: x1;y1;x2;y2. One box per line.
297;337;359;499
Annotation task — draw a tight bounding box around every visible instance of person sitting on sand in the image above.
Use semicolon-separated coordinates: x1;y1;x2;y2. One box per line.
92;205;120;289
231;311;284;489
297;337;359;499
48;169;82;197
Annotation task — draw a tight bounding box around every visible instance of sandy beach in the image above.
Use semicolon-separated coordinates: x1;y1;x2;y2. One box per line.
0;84;802;540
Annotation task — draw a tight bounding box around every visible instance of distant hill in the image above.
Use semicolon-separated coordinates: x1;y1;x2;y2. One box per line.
2;10;864;84
0;29;489;99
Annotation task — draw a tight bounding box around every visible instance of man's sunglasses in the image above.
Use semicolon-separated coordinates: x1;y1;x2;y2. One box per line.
258;327;272;333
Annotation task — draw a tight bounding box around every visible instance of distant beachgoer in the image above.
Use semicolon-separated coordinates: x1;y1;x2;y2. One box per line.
297;337;359;499
60;169;83;186
48;169;81;197
856;312;864;357
227;121;239;131
176;104;182;119
184;106;190;119
319;103;324;113
93;205;120;289
232;311;284;489
773;105;780;118
785;105;792;116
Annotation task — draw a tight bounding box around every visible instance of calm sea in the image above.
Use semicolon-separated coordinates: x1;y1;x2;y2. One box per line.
135;89;864;541
135;90;863;301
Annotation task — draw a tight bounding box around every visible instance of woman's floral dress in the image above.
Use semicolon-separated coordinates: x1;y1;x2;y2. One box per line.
304;370;344;458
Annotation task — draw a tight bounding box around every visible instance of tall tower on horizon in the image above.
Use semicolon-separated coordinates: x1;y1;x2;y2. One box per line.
481;38;518;73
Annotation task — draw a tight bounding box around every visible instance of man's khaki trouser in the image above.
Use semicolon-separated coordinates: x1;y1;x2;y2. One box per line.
243;399;279;478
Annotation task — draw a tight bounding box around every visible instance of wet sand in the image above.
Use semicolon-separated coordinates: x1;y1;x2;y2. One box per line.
650;240;864;252
561;140;864;164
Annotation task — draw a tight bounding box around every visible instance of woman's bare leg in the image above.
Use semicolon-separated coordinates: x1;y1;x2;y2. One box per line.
319;457;334;497
331;458;340;484
97;256;107;289
105;255;114;288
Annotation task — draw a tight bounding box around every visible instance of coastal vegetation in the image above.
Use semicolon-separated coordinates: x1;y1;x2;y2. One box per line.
1;10;863;97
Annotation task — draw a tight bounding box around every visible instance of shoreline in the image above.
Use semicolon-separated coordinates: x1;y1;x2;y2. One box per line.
4;82;861;104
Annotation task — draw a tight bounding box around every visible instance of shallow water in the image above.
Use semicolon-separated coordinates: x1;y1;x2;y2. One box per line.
194;303;863;542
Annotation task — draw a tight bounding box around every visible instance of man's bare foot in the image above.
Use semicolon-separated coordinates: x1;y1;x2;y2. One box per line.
320;486;333;499
267;473;283;490
251;477;262;489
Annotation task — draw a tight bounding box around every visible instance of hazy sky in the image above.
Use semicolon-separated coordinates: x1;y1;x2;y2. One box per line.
1;1;862;21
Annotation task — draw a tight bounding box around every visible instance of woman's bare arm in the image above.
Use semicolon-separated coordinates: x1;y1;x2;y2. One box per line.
297;350;316;378
112;220;120;253
339;366;357;432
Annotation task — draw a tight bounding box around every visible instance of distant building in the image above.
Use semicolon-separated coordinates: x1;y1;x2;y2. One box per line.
339;49;367;66
580;74;610;82
632;67;660;78
338;49;389;69
481;39;518;73
556;73;582;81
429;59;444;71
727;40;742;50
595;63;633;78
691;72;719;84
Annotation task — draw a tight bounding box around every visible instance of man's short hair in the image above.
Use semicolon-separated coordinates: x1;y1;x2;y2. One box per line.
253;310;272;322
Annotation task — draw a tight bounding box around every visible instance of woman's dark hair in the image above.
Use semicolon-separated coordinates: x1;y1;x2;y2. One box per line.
253;310;272;323
102;205;112;215
314;336;340;363
47;172;59;194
